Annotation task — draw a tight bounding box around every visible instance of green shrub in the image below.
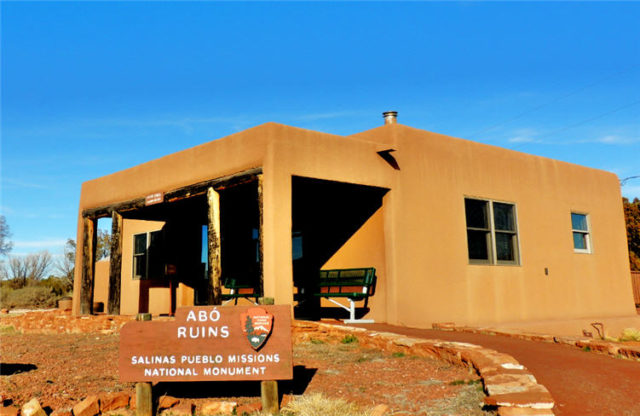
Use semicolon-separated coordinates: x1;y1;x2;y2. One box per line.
341;334;358;344
619;328;640;342
0;286;59;309
39;276;72;296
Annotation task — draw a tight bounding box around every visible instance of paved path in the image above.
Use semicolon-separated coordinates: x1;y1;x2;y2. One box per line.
359;323;640;416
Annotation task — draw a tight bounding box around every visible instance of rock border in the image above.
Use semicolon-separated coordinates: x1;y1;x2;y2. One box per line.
294;321;556;416
432;322;640;361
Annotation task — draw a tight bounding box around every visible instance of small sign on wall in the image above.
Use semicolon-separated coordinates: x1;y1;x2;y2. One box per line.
145;192;164;206
119;305;293;382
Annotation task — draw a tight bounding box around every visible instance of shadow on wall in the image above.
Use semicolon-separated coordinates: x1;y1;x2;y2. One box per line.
292;176;388;319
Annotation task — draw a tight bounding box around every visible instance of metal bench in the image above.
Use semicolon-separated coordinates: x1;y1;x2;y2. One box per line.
314;267;376;324
221;277;261;305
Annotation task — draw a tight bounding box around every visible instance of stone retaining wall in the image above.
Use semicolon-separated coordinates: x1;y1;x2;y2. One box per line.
294;321;556;416
432;322;640;361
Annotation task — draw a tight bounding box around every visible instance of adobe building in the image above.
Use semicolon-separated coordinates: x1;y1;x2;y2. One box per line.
72;112;637;327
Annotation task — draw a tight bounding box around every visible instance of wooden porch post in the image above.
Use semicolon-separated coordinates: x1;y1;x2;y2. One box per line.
80;217;97;315
257;174;265;298
207;187;222;305
108;211;123;315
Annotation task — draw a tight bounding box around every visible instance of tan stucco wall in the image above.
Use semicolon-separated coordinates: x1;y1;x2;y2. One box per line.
93;260;109;308
74;121;635;327
353;124;635;326
120;220;167;316
322;207;387;321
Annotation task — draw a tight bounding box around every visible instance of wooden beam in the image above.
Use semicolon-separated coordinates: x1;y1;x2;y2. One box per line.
108;211;123;315
207;187;222;305
257;174;265;298
82;167;262;219
80;217;97;315
83;198;146;219
165;168;262;203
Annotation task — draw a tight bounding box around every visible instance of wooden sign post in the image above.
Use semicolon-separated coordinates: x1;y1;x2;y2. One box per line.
134;313;153;416
120;306;292;414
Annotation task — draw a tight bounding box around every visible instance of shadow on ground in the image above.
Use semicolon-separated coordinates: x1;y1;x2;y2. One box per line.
154;365;317;399
0;363;38;375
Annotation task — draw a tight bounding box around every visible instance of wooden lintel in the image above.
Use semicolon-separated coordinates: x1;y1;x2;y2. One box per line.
82;167;262;219
207;187;222;305
108;211;123;315
164;168;262;202
80;218;97;315
83;198;146;219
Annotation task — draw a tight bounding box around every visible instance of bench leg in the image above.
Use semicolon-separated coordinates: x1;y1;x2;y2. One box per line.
344;298;374;324
325;297;374;324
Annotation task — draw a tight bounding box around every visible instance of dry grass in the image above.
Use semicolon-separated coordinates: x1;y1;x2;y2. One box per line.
280;393;371;416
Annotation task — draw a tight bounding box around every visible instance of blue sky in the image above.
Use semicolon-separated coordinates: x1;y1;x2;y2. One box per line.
2;1;639;258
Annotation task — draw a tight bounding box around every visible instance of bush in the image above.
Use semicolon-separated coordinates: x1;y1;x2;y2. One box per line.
39;276;72;296
619;328;640;342
341;334;358;344
0;286;60;309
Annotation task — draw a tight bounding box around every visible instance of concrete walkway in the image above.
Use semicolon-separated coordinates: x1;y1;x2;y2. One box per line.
359;323;640;416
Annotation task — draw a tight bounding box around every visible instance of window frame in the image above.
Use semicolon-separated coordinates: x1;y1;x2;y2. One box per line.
571;212;592;254
132;230;163;279
465;197;521;266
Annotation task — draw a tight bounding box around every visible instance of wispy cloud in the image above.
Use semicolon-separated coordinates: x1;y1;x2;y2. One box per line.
13;239;67;249
507;128;544;144
505;128;639;147
1;178;48;189
585;135;639;145
5;110;365;140
508;136;543;144
292;111;361;122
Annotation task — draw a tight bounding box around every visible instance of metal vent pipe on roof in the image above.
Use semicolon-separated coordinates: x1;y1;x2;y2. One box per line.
383;111;398;125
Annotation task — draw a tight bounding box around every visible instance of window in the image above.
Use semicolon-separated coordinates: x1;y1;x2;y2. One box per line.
465;198;519;265
571;213;591;253
292;231;303;261
133;231;163;279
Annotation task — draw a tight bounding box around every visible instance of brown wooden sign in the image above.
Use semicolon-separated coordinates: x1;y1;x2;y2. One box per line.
119;305;292;382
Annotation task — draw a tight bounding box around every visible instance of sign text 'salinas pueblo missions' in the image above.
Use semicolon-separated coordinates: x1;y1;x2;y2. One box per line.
119;305;293;382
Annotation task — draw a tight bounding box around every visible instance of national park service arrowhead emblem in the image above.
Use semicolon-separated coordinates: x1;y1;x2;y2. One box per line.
240;307;274;350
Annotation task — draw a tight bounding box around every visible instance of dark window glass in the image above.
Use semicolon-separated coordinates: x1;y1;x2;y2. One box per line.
493;203;515;231
133;233;147;279
571;213;588;231
465;199;488;229
465;198;519;265
292;231;303;260
467;230;490;260
495;233;515;261
134;234;147;255
573;232;587;250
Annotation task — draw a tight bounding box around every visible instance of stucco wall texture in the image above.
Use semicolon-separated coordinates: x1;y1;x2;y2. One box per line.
75;121;636;327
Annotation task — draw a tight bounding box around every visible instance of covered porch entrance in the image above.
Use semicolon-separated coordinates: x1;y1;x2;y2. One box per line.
79;169;263;315
291;176;388;321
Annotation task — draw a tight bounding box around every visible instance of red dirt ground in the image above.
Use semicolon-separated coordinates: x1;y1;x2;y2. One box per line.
0;311;494;415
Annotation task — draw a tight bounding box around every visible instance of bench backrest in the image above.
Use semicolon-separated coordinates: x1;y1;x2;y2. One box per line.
318;268;376;296
222;277;260;295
